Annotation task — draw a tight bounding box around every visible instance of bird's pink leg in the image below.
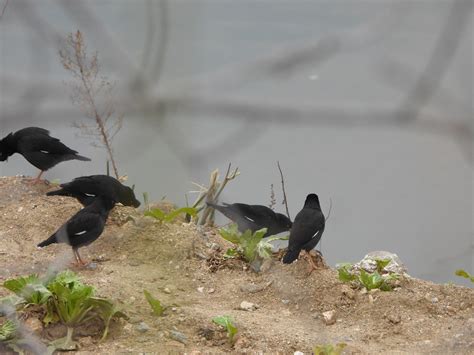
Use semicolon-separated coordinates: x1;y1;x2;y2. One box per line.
29;170;45;185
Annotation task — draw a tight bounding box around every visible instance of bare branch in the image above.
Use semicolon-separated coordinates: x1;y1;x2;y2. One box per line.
60;30;122;179
277;161;291;220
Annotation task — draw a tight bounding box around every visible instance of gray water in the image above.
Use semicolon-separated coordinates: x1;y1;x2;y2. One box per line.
0;0;472;286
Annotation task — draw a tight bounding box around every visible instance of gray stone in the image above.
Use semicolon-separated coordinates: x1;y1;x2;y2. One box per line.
240;301;258;311
354;251;407;275
240;281;272;294
136;322;150;333
169;330;188;344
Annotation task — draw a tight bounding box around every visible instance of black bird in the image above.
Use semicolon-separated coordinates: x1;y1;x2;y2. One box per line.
0;127;90;183
37;196;115;265
283;193;325;271
47;175;140;207
207;202;292;236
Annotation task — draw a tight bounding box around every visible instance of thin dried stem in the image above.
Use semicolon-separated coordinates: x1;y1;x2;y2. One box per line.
325;198;332;222
59;30;121;179
277;161;291;220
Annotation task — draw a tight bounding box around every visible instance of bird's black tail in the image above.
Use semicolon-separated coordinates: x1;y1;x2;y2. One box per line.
282;248;301;264
46;188;68;197
206;202;225;213
37;233;57;248
73;154;91;162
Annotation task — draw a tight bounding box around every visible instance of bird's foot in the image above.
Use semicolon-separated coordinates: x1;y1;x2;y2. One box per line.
273;249;286;261
309;249;327;268
303;251;322;276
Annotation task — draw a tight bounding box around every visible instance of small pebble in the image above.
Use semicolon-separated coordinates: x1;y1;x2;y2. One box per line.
137;322;150;333
169;330;188;344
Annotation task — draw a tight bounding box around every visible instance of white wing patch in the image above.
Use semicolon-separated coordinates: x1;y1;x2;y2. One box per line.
244;216;255;222
311;230;320;240
74;230;87;236
84;193;96;197
40;150;50;154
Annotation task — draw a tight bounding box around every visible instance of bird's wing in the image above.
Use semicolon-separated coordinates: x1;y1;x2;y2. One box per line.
18;133;78;156
65;211;104;244
288;209;325;249
233;204;274;224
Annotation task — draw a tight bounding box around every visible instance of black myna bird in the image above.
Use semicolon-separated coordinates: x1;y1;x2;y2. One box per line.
0;127;90;183
207;202;292;236
47;175;140;207
37;195;115;265
283;193;325;272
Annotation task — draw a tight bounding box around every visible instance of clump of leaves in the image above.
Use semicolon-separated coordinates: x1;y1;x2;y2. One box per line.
219;224;288;264
145;207;198;223
143;290;165;316
337;259;399;291
212;315;238;345
313;343;347;355
455;269;474;283
2;270;125;351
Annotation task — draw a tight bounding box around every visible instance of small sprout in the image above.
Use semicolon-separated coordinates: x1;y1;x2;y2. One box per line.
223;248;238;259
313;343;347;355
143;290;164;316
455;269;474;283
212;315;238;344
374;257;391;272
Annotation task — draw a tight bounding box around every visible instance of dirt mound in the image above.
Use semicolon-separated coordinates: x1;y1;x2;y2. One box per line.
0;176;473;353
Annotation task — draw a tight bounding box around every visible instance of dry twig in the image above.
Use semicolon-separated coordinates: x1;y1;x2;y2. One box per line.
277;161;291;220
59;30;122;179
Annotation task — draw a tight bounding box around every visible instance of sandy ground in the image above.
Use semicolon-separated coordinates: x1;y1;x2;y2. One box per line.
0;176;473;354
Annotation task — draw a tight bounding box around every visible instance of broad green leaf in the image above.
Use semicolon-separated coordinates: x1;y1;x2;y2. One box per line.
219;224;241;244
0;295;25;310
0;320;17;341
144;290;164;316
359;269;372;290
3;274;51;305
336;264;356;282
144;208;166;221
4;274;40;293
164;207;198;222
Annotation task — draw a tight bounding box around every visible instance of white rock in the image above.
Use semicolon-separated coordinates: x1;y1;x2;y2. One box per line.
240;301;258;311
322;310;336;325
